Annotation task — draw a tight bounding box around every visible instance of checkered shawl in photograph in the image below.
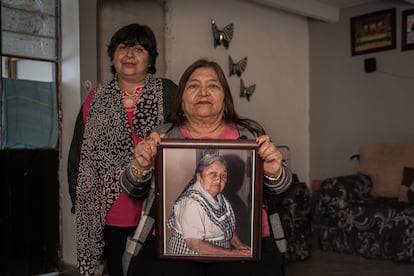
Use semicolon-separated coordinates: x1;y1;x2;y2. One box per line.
167;185;236;254
167;231;231;255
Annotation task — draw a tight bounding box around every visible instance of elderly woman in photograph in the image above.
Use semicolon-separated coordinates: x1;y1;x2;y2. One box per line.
120;58;292;276
167;154;251;256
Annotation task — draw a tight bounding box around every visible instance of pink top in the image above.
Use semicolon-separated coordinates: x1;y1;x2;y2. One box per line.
179;124;270;237
83;87;144;227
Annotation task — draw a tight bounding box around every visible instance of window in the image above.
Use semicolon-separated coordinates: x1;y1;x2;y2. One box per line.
1;0;60;149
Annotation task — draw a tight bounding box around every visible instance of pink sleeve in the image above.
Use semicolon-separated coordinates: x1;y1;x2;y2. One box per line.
82;89;95;125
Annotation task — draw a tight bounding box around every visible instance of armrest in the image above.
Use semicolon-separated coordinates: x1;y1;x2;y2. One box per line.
319;174;372;210
279;180;312;261
281;181;312;216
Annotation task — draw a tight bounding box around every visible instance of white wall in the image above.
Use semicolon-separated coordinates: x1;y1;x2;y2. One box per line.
79;0;98;101
309;1;414;181
61;0;310;267
61;0;81;267
165;0;309;183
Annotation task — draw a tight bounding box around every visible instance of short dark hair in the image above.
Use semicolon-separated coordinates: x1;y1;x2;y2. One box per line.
107;23;158;75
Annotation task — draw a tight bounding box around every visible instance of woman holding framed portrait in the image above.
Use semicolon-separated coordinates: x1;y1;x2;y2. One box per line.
120;59;293;276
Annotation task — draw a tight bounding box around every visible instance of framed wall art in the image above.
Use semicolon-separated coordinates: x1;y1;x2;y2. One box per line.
154;139;263;262
402;8;414;51
350;8;396;56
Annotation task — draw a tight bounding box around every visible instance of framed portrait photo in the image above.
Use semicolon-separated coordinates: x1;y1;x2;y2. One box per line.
350;8;396;56
402;8;414;51
154;139;263;262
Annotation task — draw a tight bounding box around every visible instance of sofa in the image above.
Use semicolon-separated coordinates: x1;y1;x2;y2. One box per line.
316;144;414;262
278;174;313;262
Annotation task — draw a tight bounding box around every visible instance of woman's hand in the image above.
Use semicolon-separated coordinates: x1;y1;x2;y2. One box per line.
256;135;283;178
185;238;251;256
131;132;163;179
230;234;251;255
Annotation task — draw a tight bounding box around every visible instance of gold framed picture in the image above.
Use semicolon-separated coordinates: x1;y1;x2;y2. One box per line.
350;8;396;56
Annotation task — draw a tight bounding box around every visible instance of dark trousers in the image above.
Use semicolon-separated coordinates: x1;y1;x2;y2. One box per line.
127;236;285;276
103;225;136;276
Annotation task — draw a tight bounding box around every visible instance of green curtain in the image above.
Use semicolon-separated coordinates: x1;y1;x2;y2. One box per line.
1;78;58;149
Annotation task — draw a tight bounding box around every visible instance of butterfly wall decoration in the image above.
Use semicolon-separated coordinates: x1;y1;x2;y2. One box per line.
228;55;247;77
211;19;234;49
240;78;256;101
210;19;256;102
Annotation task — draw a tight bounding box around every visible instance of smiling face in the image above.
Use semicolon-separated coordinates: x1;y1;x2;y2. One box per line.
197;161;228;197
181;67;225;123
113;43;150;81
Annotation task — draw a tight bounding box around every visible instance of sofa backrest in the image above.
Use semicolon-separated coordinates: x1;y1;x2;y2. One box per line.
358;144;414;198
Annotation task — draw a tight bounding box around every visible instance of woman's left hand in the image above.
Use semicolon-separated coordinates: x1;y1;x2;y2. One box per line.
256;135;283;177
136;131;163;162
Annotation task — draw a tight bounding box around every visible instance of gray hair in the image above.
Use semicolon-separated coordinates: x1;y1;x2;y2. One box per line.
195;154;227;175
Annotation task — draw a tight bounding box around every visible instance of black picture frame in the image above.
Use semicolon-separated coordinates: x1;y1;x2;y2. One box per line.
350;8;396;56
155;139;263;262
402;8;414;51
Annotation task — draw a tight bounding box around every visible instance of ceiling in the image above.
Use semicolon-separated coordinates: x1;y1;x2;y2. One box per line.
315;0;414;8
314;0;378;8
247;0;414;23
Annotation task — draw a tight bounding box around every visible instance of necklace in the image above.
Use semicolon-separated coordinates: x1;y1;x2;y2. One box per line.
122;87;143;112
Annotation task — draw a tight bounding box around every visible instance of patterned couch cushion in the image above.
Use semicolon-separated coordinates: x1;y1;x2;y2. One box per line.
317;174;414;262
358;144;414;198
398;167;414;203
